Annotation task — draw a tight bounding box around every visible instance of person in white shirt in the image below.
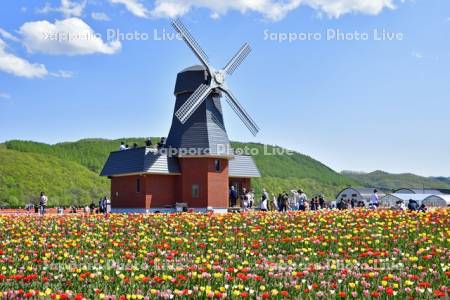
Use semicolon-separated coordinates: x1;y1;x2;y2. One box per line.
260;196;268;211
119;142;126;151
106;197;111;214
370;189;379;208
39;192;48;215
297;189;307;211
248;190;255;208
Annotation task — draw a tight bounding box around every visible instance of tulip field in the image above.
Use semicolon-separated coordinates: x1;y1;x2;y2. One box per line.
0;209;448;299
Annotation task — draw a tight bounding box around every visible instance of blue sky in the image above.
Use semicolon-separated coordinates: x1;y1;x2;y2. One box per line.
0;0;449;177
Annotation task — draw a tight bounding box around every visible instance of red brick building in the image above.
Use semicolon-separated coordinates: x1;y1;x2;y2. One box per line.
101;148;259;212
101;66;260;212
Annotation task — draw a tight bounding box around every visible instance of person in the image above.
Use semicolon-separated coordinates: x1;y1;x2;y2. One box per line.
350;198;355;209
105;197;111;214
370;189;379;208
280;192;289;212
102;197;108;213
261;189;269;210
229;186;238;207
119;142;126;151
407;199;419;211
89;201;96;214
125;144;129;150
260;194;268;211
297;189;307;211
241;188;249;211
248;190;255;208
418;203;427;213
145;138;153;147
346;199;352;210
310;197;316;211
319;195;325;209
277;193;284;212
98;198;103;213
157;137;166;149
337;198;343;210
133;143;138;148
394;200;404;210
271;193;278;211
400;200;406;210
39;192;48;215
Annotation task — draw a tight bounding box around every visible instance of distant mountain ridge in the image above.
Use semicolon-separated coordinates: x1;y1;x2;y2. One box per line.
1;138;448;207
341;170;450;192
432;177;450;185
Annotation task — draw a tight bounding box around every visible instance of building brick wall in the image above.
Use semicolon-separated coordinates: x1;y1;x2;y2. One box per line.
111;175;146;208
179;157;229;208
207;158;229;208
110;159;252;209
145;174;179;208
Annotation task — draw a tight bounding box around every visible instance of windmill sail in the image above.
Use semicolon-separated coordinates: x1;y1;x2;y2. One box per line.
172;18;259;136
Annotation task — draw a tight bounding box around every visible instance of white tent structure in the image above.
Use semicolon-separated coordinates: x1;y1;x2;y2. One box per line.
335;188;385;205
422;195;450;207
379;193;432;208
394;188;443;195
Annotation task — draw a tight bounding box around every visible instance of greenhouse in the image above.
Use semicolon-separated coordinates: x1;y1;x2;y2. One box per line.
379;193;431;208
422;195;450;207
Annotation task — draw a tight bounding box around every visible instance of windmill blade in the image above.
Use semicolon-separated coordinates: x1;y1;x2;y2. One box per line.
175;83;213;124
223;43;251;76
172;18;212;73
220;87;259;136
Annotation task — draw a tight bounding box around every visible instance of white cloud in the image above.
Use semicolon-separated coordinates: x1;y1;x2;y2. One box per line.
19;18;121;56
0;38;48;78
411;51;423;59
149;0;401;21
0;92;11;99
0;28;19;42
50;70;75;78
91;12;111;21
304;0;397;18
38;0;86;18
110;0;149;18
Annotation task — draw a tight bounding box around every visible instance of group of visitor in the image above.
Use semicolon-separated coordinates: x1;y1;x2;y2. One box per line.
119;138;166;151
229;186;256;210
31;192;112;215
229;187;332;212
87;197;111;214
406;199;427;212
336;189;380;210
119;142;139;150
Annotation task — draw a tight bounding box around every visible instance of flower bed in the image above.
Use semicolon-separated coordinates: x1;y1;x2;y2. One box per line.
0;209;448;299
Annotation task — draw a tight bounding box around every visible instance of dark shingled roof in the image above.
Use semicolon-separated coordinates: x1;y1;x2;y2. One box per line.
100;147;181;177
229;155;261;178
100;148;260;178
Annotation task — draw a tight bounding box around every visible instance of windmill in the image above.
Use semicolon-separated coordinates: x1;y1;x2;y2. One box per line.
100;18;263;211
171;18;259;137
